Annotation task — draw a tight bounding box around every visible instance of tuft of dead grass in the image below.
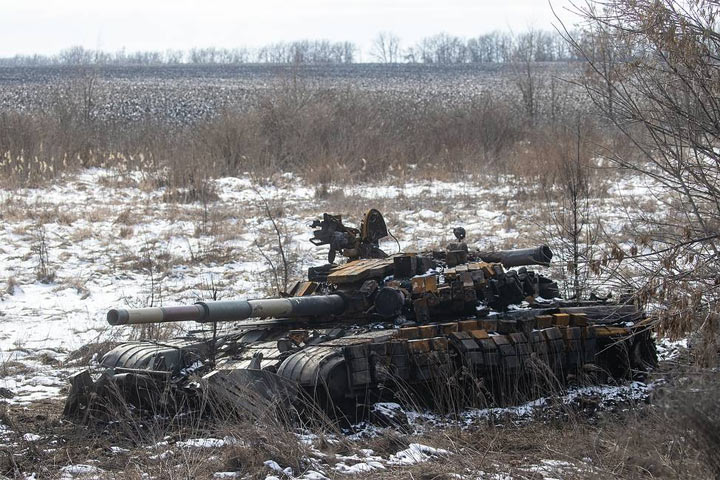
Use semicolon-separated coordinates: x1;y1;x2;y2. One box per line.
0;360;33;378
4;277;18;296
221;425;309;477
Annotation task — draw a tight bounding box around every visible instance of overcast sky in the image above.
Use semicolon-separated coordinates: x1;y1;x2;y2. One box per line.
0;0;576;59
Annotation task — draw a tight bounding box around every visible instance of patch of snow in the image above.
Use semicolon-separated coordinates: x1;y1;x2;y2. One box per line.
343;421;384;441
334;461;385;474
298;471;330;480
176;437;234;448
388;443;450;465
474;473;514;480
22;433;41;442
264;460;294;477
296;432;320;446
372;402;404;417
523;458;597;479
59;464;103;479
399;381;652;430
148;450;174;461
656;337;688;361
264;460;283;472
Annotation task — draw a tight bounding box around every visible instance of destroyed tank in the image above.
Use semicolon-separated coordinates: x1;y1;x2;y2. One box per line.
64;209;657;422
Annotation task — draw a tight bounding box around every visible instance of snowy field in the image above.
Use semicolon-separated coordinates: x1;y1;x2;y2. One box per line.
0;167;665;399
0;167;677;479
0;167;664;404
0;63;584;124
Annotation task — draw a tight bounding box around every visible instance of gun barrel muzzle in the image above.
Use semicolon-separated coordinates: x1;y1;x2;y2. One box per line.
478;245;553;268
107;294;346;326
107;304;206;326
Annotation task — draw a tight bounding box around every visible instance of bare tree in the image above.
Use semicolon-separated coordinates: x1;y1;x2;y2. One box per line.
559;0;720;360
415;33;468;64
510;30;546;126
467;32;511;63
572;19;630;120
370;32;401;63
545;124;598;299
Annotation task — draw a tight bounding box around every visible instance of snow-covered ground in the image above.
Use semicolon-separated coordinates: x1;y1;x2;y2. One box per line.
0;167;690;479
0;63;586;125
0;167;664;405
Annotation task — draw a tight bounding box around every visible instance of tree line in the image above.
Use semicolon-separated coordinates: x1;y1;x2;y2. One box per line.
0;30;582;66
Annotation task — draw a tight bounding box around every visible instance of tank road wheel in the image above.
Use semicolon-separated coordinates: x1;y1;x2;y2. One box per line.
598;340;631;380
277;347;355;424
631;330;658;374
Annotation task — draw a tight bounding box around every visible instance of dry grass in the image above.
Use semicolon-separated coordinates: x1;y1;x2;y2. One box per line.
0;360;33;378
4;277;18;297
2;374;715;480
64;340;119;366
0;81;628;191
57;277;91;299
0;196;31;223
219;424;311;478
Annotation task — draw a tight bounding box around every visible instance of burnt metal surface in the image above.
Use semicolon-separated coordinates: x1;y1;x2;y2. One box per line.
477;245;553;267
64;209;658;423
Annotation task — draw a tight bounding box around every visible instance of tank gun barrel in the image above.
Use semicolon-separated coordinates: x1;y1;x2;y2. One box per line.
477;245;553;268
107;294;346;326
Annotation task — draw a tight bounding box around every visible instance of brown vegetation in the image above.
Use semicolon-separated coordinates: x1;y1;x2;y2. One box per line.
559;0;720;362
0;74;621;194
1;368;718;479
1;2;719;478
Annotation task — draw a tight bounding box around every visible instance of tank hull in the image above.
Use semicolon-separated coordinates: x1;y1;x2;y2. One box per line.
64;209;657;423
65;303;656;421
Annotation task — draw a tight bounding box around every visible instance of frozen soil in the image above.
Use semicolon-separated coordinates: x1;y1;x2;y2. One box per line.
0;167;695;479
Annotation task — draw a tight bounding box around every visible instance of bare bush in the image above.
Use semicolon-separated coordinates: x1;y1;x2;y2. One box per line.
539;123;602;299
0;68;593;189
31;224;55;284
560;0;720;361
121;241;183;341
254;193;296;295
